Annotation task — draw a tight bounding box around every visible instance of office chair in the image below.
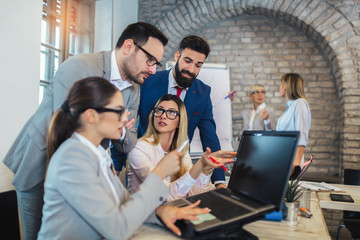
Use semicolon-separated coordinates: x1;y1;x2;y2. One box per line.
336;169;360;240
0;190;21;240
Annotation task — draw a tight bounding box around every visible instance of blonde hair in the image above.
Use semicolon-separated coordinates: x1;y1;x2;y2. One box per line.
141;94;189;181
249;84;265;95
281;73;306;101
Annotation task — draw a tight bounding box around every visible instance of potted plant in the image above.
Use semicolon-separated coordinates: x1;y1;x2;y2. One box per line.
284;180;303;224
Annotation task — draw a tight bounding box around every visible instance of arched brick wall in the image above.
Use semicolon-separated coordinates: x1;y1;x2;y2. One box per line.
139;0;360;177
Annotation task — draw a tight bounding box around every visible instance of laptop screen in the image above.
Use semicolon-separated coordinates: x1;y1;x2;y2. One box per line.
228;131;299;210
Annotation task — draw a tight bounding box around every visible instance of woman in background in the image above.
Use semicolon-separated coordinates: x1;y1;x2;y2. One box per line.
276;73;311;170
38;77;209;239
240;84;276;131
128;94;235;201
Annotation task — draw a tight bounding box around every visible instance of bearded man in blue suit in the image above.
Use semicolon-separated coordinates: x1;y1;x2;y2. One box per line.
137;35;226;188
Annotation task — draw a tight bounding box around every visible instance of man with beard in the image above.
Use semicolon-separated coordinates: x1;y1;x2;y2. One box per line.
137;35;226;188
3;22;167;240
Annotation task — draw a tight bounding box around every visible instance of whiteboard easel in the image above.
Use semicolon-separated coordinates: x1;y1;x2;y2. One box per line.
166;62;233;155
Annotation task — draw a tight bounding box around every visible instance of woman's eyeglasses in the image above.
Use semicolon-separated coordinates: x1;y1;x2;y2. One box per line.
94;107;126;121
251;90;266;95
153;107;180;120
134;42;162;68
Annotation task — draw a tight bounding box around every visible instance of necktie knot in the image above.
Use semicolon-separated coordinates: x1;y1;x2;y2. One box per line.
175;86;183;98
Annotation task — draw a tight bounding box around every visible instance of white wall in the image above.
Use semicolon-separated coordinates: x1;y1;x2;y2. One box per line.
112;0;138;48
0;0;42;193
94;0;113;52
94;0;138;52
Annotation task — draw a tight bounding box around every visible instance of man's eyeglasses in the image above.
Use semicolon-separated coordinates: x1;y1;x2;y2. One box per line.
153;107;180;120
134;42;162;68
251;90;266;95
94;107;126;121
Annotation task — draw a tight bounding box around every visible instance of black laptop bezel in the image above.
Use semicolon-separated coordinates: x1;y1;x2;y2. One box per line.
228;130;300;211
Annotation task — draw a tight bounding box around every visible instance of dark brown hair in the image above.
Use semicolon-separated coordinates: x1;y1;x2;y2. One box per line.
46;77;118;161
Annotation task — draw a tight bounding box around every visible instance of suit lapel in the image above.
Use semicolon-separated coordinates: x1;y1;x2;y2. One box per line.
159;70;170;98
102;51;112;80
184;84;196;110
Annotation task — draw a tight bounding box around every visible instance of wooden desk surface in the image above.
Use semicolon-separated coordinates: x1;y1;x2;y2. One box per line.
244;192;330;240
318;184;360;212
131;191;331;240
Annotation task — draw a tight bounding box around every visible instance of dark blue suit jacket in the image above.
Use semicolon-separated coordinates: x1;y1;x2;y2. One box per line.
138;70;225;183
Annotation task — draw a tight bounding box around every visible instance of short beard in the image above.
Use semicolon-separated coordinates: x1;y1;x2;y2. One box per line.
174;60;196;88
122;53;150;85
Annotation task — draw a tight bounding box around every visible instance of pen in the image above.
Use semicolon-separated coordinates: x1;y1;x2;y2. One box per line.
208;155;228;172
224;90;236;99
177;140;189;152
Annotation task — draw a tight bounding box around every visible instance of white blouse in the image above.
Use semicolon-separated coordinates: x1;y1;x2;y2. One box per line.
128;138;212;201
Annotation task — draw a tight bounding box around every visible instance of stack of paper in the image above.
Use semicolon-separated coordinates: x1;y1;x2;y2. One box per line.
299;181;343;191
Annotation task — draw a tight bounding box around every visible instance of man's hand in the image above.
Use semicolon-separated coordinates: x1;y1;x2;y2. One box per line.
124;111;135;130
156;201;210;236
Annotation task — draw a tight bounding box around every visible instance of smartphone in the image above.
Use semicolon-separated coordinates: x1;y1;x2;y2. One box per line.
330;193;354;203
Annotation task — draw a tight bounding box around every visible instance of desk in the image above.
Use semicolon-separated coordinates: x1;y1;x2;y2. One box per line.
318;184;360;212
130;191;331;240
243;191;330;240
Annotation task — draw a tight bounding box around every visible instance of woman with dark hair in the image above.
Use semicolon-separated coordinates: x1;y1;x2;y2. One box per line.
276;73;311;170
129;94;236;201
38;77;209;239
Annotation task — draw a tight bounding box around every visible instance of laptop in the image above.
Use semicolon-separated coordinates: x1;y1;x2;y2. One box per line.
167;130;299;238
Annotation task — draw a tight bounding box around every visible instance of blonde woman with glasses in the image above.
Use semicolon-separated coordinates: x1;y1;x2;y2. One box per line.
233;84;276;132
276;73;311;171
128;94;236;201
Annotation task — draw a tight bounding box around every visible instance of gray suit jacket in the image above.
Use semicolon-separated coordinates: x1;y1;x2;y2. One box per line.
3;51;139;191
240;105;276;131
37;135;168;240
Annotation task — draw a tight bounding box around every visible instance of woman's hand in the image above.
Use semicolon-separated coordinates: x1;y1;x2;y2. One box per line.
260;109;269;120
155;201;210;236
152;150;183;179
199;147;236;173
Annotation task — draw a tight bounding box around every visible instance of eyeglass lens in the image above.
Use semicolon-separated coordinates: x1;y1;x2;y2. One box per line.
154;108;179;120
252;90;266;94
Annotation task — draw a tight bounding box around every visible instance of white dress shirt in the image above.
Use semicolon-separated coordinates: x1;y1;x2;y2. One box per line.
128;138;212;201
73;132;120;205
167;68;188;101
109;50;130;141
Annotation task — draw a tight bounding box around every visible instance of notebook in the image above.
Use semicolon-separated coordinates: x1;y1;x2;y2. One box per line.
167;130;299;238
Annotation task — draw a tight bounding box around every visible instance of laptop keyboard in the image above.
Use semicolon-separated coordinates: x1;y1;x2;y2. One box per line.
187;192;251;221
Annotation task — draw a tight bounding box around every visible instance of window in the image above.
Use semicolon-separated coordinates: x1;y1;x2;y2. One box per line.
40;0;95;103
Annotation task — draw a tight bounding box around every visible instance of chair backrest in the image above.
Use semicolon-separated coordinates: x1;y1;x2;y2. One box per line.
344;169;360;186
0;190;21;240
343;169;360;219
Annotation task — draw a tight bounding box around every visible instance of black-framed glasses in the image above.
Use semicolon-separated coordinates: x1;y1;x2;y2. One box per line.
153;107;180;120
94;107;126;120
134;42;162;68
251;90;266;95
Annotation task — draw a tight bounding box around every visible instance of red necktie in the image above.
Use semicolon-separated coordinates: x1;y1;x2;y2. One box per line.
175;86;183;98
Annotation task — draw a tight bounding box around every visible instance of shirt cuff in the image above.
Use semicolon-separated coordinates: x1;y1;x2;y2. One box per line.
214;180;227;186
176;171;196;195
119;127;126;141
264;118;271;125
196;172;212;188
